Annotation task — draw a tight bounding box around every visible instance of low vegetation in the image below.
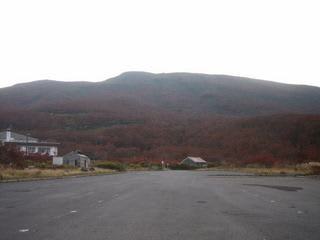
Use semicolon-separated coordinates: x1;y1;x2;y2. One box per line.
94;161;126;171
202;165;320;176
310;165;320;175
126;161;165;171
1;144;319;181
0;165;116;181
169;164;197;170
0;145;52;169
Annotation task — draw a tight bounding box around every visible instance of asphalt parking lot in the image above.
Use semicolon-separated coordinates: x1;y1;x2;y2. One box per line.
1;171;319;240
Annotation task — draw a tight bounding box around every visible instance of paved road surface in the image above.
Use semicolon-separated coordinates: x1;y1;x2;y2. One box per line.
1;171;320;240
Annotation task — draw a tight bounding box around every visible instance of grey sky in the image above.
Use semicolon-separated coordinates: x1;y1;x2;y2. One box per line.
0;0;319;88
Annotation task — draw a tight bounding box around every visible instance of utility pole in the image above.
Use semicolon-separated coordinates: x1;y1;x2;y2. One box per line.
25;133;30;156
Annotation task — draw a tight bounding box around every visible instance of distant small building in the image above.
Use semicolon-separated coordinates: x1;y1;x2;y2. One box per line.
0;128;59;156
62;150;91;168
181;157;207;168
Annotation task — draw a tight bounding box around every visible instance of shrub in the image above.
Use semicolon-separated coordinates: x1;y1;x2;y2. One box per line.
128;163;141;169
0;145;26;168
53;164;77;169
94;161;126;171
26;153;52;163
243;154;279;168
310;166;320;175
207;161;221;168
33;162;52;169
169;164;197;170
138;161;149;168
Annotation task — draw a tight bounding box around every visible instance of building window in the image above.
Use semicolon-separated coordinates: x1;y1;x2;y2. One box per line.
38;147;51;154
27;146;36;153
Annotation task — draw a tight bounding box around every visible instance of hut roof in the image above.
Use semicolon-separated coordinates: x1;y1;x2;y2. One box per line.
186;157;207;163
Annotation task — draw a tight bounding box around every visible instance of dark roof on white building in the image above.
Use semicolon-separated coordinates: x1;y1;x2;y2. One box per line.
0;131;38;142
63;150;89;159
0;129;59;145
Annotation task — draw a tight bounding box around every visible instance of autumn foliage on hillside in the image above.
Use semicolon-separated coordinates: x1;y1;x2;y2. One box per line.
0;107;319;167
1;72;320;167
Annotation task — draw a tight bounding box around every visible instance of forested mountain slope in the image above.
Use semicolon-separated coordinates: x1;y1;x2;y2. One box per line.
1;72;320;165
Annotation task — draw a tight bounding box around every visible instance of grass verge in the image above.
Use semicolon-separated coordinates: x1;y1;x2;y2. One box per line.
0;167;117;181
200;167;315;176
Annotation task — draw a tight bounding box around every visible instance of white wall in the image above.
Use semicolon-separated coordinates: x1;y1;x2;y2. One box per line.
18;145;58;156
53;157;63;165
49;147;58;156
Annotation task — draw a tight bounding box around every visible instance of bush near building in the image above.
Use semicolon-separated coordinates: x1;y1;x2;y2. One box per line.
94;161;126;171
169;164;197;170
0;145;52;169
0;145;25;168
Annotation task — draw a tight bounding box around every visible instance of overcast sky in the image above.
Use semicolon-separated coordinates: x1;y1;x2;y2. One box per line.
0;0;319;88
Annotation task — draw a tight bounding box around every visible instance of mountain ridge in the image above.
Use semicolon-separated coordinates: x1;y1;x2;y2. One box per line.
1;72;320;116
3;71;320;89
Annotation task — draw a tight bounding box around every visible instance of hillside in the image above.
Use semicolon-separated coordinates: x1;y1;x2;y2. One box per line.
1;72;320;116
0;72;320;165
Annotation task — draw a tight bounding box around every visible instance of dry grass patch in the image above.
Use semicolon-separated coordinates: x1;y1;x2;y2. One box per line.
235;167;310;175
0;167;116;181
201;167;312;175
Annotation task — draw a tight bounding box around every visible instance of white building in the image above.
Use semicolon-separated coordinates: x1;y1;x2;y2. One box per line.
62;150;91;168
0;129;59;156
53;150;91;168
181;156;208;168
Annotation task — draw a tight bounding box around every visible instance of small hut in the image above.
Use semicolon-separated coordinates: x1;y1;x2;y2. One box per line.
63;150;90;168
181;157;207;168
